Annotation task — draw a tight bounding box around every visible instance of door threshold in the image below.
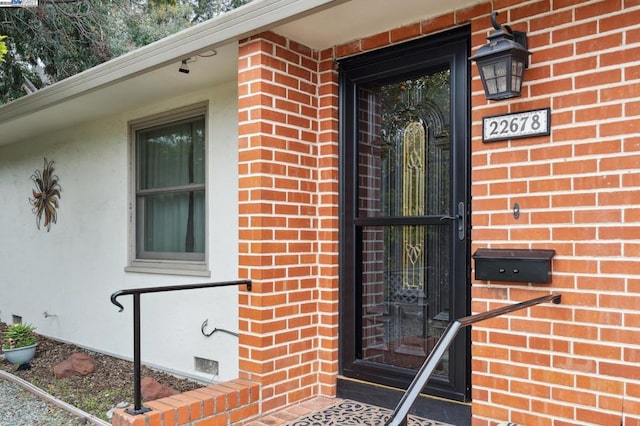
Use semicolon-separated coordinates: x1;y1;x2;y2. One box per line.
336;376;471;426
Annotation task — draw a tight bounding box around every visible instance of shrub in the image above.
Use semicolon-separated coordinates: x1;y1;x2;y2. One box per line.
2;323;37;349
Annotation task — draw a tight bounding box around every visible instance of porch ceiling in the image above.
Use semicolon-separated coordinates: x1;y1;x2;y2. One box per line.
0;0;481;147
273;0;483;50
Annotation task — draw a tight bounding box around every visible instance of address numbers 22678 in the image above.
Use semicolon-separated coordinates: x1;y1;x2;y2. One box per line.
482;108;550;142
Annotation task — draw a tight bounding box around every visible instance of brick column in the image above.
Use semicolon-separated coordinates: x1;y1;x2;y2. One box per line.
238;32;335;414
316;47;340;396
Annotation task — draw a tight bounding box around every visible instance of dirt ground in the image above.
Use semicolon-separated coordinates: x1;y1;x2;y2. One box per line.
0;322;203;421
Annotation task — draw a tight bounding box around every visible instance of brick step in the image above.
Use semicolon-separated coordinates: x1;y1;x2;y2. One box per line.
112;378;259;426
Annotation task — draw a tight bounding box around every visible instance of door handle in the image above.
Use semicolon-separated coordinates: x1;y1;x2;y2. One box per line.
440;202;465;240
456;201;465;240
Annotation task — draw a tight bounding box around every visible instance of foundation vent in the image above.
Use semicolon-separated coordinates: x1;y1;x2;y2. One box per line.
194;356;218;375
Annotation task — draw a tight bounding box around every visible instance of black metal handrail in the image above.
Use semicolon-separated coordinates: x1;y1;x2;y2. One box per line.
110;279;252;415
386;292;562;426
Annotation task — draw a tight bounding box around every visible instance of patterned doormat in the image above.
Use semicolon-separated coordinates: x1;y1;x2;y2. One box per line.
287;399;453;426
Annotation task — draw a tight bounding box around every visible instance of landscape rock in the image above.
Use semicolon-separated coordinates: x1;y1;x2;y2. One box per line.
53;353;97;379
141;376;179;401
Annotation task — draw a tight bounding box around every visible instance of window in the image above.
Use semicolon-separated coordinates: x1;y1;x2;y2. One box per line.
128;104;208;274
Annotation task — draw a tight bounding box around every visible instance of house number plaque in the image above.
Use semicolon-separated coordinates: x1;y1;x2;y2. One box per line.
483;108;550;142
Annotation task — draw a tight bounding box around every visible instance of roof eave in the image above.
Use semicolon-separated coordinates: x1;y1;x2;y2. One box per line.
0;0;345;126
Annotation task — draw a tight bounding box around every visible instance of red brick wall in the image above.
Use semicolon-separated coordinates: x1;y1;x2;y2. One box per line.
238;0;640;424
237;32;339;413
469;1;640;425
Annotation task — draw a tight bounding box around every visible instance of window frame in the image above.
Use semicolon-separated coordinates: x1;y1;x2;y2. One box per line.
126;102;210;276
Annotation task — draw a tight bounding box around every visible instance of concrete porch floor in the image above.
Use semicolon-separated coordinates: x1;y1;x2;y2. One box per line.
244;397;453;425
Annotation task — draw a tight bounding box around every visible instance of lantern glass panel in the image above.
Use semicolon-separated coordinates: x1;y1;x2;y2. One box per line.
483;64;495;79
480;63;497;94
485;78;497;94
497;76;507;92
495;60;507;77
496;60;508;92
480;58;509;96
511;58;525;93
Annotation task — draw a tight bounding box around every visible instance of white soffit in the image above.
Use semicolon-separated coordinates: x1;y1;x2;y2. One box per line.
273;0;483;50
0;42;239;146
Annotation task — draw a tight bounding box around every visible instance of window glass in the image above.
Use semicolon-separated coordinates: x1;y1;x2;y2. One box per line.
135;114;205;261
137;120;205;189
139;191;205;255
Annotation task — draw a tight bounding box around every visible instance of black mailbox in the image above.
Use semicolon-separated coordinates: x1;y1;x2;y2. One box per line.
473;248;555;284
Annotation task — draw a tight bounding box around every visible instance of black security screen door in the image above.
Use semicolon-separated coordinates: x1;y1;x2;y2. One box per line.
339;27;471;402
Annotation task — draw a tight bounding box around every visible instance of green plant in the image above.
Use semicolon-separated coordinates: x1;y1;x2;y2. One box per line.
2;323;37;350
0;35;7;62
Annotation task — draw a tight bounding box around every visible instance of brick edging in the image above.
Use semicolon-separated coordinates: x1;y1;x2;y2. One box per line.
112;378;260;426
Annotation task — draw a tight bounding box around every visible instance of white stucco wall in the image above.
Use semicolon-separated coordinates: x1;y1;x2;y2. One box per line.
0;80;240;383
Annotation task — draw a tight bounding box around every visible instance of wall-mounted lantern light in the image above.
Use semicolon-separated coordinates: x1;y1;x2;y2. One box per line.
470;11;530;100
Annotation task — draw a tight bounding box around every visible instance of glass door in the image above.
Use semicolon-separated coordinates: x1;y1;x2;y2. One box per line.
339;27;470;401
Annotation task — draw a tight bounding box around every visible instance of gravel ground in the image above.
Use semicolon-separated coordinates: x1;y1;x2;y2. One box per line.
0;378;89;426
0;322;203;422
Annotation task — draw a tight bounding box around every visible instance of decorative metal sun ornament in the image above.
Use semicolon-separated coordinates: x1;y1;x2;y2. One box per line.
29;158;62;232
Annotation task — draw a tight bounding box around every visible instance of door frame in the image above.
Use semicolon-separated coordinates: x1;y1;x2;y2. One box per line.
338;25;472;403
